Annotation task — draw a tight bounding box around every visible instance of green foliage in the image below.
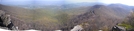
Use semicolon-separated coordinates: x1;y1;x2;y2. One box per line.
55;11;70;25
120;11;134;30
118;23;133;29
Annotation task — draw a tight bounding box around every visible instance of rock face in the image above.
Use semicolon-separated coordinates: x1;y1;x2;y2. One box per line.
70;25;83;31
112;25;126;31
1;14;11;26
0;10;15;30
0;10;30;30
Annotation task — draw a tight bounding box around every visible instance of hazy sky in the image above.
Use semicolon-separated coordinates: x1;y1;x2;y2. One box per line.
0;0;33;5
0;0;134;6
66;0;98;3
100;0;134;6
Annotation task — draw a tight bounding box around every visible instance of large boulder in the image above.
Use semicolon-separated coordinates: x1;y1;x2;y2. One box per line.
111;25;126;31
0;10;16;30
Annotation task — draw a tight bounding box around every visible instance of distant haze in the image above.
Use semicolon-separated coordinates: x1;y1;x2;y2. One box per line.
100;0;134;6
0;0;33;5
65;0;98;4
0;0;134;6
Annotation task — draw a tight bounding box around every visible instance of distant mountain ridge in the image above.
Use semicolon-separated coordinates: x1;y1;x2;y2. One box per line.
63;4;134;31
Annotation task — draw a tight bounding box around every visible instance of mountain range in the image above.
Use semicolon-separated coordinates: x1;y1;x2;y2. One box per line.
0;3;134;31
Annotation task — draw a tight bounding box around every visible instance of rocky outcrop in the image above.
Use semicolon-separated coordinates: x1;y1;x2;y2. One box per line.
0;10;31;30
70;25;83;31
111;25;126;31
0;10;16;30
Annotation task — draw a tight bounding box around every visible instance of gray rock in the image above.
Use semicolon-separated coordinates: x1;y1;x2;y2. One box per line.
112;25;126;31
0;10;15;30
0;10;8;26
70;25;83;31
116;25;126;31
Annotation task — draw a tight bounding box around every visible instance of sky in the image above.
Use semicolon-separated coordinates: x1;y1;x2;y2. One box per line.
99;0;134;6
0;0;33;5
0;0;134;6
65;0;98;3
